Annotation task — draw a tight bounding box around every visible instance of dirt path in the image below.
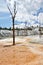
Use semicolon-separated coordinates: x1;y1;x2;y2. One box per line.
0;37;43;65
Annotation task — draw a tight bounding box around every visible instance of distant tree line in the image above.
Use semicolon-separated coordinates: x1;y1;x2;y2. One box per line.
0;27;32;30
0;27;11;30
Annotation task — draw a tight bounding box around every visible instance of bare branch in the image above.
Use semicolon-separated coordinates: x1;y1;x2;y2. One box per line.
13;1;17;18
7;5;13;16
14;11;17;18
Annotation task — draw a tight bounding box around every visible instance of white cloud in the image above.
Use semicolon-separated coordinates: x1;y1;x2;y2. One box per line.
15;0;43;22
0;16;11;19
0;0;43;27
15;23;25;28
0;0;42;15
0;7;9;12
38;13;43;23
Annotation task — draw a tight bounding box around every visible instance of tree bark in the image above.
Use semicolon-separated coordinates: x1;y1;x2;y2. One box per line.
12;17;15;45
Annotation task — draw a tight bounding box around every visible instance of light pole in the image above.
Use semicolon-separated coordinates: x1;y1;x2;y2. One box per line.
6;0;17;45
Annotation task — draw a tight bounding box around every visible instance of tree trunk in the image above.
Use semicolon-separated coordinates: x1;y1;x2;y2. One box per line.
12;17;15;45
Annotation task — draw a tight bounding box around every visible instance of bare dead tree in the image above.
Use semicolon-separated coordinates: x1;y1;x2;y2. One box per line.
7;1;17;45
25;21;27;36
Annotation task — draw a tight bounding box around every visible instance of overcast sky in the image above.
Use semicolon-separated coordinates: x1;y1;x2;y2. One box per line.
0;0;43;28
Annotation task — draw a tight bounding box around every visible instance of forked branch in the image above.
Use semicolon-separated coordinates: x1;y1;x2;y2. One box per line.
7;4;13;16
